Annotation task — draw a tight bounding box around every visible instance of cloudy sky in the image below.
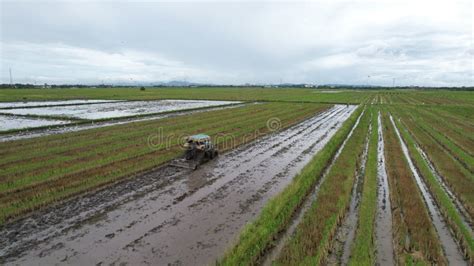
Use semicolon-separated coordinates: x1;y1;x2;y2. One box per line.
1;0;472;86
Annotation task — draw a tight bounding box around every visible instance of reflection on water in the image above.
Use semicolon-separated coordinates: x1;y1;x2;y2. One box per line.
0;100;239;120
0;115;71;131
0;100;121;109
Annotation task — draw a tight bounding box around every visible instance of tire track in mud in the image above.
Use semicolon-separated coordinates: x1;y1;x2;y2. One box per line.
375;112;395;266
327;120;371;265
390;115;466;265
262;108;365;265
0;105;356;266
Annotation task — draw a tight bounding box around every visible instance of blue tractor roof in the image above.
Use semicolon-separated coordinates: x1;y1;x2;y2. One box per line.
188;134;210;141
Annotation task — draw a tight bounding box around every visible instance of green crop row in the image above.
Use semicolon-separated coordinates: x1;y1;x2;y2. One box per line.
392;113;474;263
382;111;446;265
348;107;378;265
391;107;474;219
275;107;370;265
219;106;363;265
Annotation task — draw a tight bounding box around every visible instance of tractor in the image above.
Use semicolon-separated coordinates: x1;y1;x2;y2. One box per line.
170;134;218;170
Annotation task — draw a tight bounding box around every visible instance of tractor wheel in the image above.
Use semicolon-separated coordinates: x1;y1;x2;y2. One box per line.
185;149;195;160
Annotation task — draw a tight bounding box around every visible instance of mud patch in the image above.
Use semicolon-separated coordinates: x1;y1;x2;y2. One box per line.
375;112;395;265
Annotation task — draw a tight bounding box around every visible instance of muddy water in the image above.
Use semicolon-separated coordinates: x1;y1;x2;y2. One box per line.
390;115;466;265
0;104;246;142
0;105;356;265
375;112;395;266
327;122;371;265
263;108;364;265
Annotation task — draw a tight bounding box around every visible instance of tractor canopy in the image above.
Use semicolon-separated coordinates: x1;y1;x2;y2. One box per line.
187;134;211;142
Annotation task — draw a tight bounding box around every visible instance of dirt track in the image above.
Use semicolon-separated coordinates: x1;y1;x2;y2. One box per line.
0;104;356;265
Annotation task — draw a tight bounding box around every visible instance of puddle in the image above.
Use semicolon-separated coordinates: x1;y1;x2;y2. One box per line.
390;115;466;265
0;105;356;265
0;115;71;131
0;100;239;120
375;112;395;265
262;108;364;265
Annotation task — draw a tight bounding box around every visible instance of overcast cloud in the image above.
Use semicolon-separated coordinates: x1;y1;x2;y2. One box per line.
1;0;472;86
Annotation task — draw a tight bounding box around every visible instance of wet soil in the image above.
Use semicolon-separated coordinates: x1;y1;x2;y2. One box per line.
0;105;356;265
390;115;466;265
375;112;395;266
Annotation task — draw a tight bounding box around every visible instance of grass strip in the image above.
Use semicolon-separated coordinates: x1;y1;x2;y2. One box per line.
275;107;370;265
219;106;363;265
348;107;378;265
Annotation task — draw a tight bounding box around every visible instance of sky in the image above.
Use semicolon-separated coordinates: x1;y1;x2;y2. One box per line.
1;0;473;86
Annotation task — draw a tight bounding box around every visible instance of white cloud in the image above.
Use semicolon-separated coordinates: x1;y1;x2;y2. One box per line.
1;0;472;86
0;42;236;84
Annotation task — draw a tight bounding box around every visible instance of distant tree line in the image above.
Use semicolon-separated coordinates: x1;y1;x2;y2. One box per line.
0;83;472;91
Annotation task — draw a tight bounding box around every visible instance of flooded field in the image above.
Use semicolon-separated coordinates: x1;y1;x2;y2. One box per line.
0;115;71;131
0;100;238;120
0;100;239;132
0;100;121;109
0;105;356;265
0;103;246;142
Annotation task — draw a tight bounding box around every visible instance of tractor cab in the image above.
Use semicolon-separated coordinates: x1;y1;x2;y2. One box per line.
170;134;218;170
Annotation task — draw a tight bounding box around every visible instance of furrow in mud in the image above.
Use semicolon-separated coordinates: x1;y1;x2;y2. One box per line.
390;115;466;265
0;105;356;266
262;108;364;265
327;121;371;265
0;103;246;142
375;112;395;265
